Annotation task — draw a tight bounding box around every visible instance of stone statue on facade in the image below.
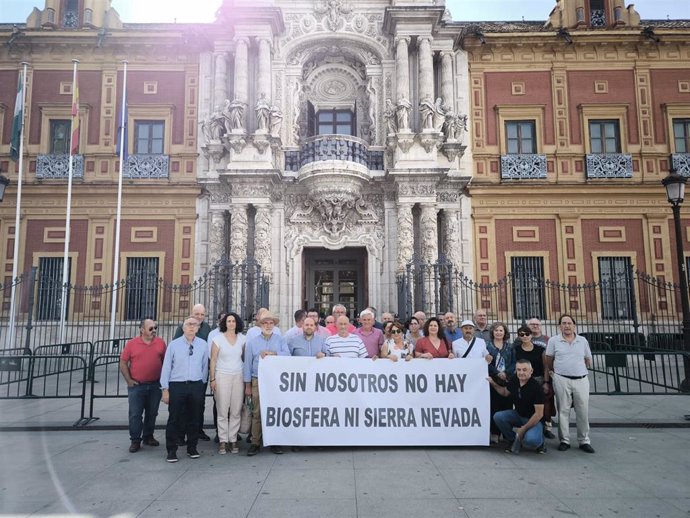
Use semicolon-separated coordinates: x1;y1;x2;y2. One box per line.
396;96;412;131
444;109;468;142
384;98;397;135
223;98;246;132
201;105;226;143
420;96;445;131
269;105;283;137
255;93;271;132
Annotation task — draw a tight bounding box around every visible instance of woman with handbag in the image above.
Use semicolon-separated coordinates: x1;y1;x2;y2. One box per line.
210;312;246;455
486;322;516;443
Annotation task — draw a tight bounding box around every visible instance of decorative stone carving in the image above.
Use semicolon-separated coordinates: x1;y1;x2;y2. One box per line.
223;98;246;133
209;211;226;266
202;142;226;164
419;133;441;154
437;190;460;203
36;154;84;179
444;111;467;142
398;183;436;197
384;98;397;135
252;134;270;154
201;105;226;143
443;210;462;268
254;207;272;274
229;206;248;264
226;134;247;154
396;204;414;272
420;205;438;264
208;187;230;204
231;183;273;198
396;134;414;153
441;142;466;162
315;0;352;31
255;93;271;133
290;191;377;238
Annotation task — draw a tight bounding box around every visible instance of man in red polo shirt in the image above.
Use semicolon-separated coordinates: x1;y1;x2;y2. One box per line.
120;318;167;453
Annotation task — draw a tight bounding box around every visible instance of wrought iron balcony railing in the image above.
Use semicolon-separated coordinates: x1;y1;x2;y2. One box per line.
36;154;84;179
123;154;170;179
500;154;547;180
671;153;690;178
586;153;633;179
285;135;384;172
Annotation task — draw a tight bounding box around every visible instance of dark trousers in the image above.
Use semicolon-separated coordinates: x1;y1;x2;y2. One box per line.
490;384;513;435
166;381;205;452
127;382;162;441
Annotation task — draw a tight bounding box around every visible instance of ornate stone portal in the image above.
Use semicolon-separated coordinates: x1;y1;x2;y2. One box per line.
197;0;474;324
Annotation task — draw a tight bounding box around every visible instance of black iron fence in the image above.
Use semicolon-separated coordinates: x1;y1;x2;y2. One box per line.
0;259;269;351
397;259;690;350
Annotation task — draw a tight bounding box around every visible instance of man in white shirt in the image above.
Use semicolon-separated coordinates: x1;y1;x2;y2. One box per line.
324;316;368;358
452;320;492;363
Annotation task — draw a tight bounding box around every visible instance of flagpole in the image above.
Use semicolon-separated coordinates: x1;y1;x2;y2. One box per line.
7;62;29;351
109;60;128;341
59;59;79;344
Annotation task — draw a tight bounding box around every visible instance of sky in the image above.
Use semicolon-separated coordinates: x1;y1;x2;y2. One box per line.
0;0;688;24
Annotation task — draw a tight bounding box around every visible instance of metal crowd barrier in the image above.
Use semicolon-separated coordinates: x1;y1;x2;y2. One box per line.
589;351;690;394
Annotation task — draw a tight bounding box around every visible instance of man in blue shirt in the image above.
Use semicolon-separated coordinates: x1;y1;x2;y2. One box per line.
244;311;289;456
161;316;208;463
444;312;462;343
288;317;327;357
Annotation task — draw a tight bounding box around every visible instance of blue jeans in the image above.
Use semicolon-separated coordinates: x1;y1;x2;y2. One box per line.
128;382;162;441
493;409;544;449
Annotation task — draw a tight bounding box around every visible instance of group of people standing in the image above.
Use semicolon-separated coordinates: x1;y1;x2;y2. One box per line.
119;303;595;462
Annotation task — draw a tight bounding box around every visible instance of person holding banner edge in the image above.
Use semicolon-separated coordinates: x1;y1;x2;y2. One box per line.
244;311;290;456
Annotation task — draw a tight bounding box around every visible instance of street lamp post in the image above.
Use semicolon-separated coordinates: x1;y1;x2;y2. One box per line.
662;168;690;392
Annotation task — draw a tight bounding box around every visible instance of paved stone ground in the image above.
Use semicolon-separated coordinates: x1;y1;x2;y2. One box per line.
1;395;689;517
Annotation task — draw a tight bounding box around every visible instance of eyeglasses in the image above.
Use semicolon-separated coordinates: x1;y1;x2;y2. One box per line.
188;345;194;356
518;332;530;337
148;326;157;332
390;329;403;334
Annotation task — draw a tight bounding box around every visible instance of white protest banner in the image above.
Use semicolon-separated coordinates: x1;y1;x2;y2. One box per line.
258;357;490;446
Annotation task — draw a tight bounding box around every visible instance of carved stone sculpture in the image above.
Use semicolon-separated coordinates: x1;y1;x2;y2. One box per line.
254;207;272;274
396;205;414;271
201;105;226;143
433;98;446;132
269;105;283;137
419;96;436;131
223;98;246;132
229;206;248;264
396;96;411;131
255;93;271;132
384;98;397;135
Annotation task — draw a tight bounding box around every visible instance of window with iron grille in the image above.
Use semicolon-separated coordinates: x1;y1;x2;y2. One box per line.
673;118;690;153
125;257;159;320
50;120;71;154
511;257;546;320
599;256;634;320
506;121;536;154
134;121;165;154
589;120;621;153
37;257;71;321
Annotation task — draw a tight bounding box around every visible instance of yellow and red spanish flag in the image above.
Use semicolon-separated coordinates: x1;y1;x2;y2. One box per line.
70;65;80;155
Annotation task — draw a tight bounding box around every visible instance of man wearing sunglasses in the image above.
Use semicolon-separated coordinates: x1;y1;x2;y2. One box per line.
160;317;209;462
120;318;167;453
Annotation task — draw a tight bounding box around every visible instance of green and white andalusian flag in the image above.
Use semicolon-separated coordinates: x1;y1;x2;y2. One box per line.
10;70;24;161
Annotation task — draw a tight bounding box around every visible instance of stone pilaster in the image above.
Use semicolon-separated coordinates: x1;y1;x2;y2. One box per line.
208;211;227;266
420;204;438;264
229;205;248;264
257;37;272;100
395;37;410;103
396;203;414;272
254;205;272;275
443;209;462;267
418;36;434;104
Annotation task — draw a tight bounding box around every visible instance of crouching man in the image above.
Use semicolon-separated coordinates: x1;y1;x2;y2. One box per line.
488;359;546;454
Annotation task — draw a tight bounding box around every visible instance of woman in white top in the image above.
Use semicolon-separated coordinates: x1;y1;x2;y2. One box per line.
380;321;413;361
210;312;246;455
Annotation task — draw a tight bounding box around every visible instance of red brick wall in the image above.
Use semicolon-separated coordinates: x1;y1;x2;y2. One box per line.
650;69;690;146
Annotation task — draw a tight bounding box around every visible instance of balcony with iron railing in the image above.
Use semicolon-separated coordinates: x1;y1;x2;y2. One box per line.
500;154;547;180
285;135;384;173
123;154;170;179
672;153;690;177
586;153;633;179
36;154;84;179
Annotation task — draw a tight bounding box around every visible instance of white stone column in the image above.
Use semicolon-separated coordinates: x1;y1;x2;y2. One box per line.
395;37;410;103
229;205;248;264
396;203;414;272
254;205;272;276
420;204;438;264
257;37;272;100
214;52;228;108
418;36;434;103
440;51;454;108
233;37;249;104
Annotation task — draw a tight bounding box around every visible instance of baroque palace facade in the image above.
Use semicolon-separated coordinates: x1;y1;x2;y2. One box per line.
0;0;689;326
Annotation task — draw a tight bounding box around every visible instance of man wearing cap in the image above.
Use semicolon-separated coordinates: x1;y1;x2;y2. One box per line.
545;314;595;454
452;320;492;362
247;308;283;342
160;316;208;463
244;311;290;456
